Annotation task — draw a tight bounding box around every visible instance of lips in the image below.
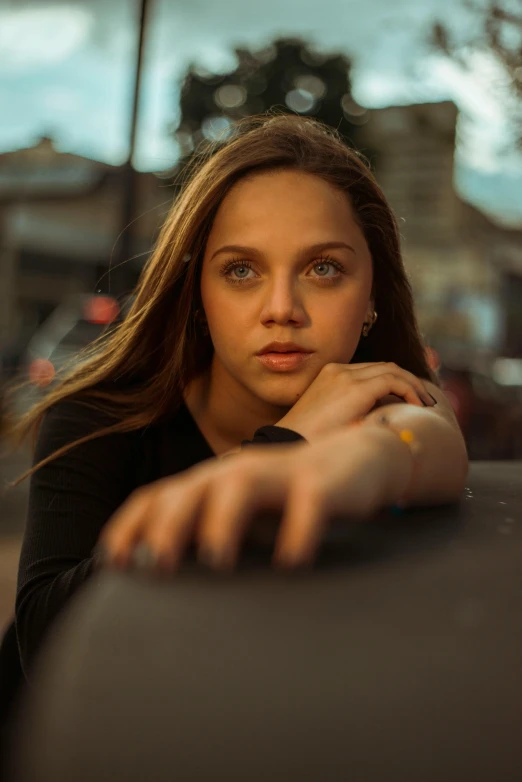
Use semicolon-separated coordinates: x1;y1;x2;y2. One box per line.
256;351;313;372
257;342;312;355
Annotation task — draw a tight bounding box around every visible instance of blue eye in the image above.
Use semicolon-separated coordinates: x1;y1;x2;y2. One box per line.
218;256;346;285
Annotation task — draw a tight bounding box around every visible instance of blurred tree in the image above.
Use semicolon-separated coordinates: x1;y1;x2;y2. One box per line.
429;0;522;153
168;36;377;180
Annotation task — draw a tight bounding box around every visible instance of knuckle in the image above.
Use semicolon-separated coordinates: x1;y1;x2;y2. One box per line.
221;455;256;482
322;361;340;375
130;485;151;504
148;519;177;545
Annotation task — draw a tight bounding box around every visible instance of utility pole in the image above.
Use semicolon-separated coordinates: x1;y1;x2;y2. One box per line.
103;0;151;294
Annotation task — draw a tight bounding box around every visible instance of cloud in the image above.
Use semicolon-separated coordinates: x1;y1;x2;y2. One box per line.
0;6;94;70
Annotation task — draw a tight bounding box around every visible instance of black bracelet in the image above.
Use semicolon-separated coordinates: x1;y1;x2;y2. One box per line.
241;425;307;448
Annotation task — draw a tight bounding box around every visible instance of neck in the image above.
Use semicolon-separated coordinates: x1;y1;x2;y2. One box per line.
182;362;289;454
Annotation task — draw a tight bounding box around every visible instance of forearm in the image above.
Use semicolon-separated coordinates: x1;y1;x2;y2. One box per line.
16;557;96;680
360;404;469;509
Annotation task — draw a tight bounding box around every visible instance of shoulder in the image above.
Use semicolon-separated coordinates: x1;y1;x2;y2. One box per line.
27;397;158;500
41;397;117;429
35;397;143;462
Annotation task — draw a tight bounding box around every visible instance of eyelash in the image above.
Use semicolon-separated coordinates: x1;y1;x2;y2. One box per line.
218;255;347;286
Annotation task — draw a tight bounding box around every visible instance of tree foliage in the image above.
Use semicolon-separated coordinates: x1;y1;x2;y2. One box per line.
168;36;377;177
429;0;522;153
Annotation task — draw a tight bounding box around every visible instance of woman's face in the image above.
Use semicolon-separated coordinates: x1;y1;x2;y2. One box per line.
199;168;374;410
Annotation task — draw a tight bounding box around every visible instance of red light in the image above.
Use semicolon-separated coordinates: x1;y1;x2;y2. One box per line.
83;296;120;324
29;359;55;387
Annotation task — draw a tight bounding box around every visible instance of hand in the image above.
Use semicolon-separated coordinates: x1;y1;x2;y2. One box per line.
96;425;393;574
276;361;436;442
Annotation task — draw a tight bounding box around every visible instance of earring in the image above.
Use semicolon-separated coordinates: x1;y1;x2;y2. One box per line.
362;310;378;337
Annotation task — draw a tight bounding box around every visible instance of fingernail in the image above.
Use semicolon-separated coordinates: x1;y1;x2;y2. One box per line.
274;551;314;572
198;544;234;571
131;542;159;570
157;550;178;576
428;393;438;405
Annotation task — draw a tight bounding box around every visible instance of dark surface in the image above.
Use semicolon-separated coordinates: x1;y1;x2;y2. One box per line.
7;461;522;782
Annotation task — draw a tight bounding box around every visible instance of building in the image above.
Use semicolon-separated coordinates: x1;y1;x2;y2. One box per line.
364;100;521;361
0;137;171;345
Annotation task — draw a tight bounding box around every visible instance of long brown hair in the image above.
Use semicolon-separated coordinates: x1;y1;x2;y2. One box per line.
4;109;439;486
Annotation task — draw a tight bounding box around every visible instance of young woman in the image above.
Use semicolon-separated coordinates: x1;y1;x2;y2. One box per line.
1;112;468;699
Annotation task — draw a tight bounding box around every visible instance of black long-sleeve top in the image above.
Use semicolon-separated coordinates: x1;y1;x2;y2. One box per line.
4;398;305;688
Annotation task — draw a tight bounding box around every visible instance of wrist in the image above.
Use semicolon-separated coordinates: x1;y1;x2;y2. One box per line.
273;415;309;441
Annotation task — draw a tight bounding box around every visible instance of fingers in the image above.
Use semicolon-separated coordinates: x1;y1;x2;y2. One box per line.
196;458;289;570
97;447;328;575
346;362;434;407
98;487;153;568
364;373;428;408
99;471;207;572
272;472;329;568
97;453;294;575
144;479;207;571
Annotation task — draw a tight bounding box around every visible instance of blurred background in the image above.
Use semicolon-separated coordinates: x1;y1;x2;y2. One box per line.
1;0;521;625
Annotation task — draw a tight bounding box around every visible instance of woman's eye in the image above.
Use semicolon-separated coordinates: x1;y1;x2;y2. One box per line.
219;257;346;285
313;261;340;278
218;260;255;284
230;263;254;281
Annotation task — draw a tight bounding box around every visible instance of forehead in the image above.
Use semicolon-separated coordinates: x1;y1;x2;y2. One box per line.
208;170;359;239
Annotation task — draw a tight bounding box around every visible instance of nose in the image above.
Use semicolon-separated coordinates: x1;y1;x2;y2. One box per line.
259;278;307;328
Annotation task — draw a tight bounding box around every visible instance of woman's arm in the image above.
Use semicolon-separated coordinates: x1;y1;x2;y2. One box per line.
359;381;469;508
15;400;141;679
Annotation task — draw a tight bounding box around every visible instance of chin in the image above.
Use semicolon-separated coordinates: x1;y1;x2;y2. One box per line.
255;384;308;409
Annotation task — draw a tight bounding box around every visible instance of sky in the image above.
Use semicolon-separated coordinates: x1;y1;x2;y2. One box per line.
1;0;521;227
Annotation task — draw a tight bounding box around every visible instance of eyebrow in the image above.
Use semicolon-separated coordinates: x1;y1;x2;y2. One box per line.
209;241;357;262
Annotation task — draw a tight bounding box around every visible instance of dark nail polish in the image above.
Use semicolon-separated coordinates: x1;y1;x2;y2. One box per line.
131;542;159;570
274;551;314;572
198;545;233;571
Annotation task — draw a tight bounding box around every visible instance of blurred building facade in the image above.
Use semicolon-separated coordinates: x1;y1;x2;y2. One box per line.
0;137;168;344
1;104;521;363
364;100;521;365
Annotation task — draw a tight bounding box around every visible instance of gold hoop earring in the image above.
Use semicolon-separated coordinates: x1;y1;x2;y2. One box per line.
362;310;378;338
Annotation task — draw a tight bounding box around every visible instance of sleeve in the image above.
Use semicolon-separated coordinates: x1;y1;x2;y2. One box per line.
15;399;140;680
241;425;308;447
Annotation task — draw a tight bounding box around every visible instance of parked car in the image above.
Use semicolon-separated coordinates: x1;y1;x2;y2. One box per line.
11;292;132;416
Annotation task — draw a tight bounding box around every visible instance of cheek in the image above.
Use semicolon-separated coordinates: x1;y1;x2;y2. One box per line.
311;298;363;332
204;294;247;335
201;291;247;354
